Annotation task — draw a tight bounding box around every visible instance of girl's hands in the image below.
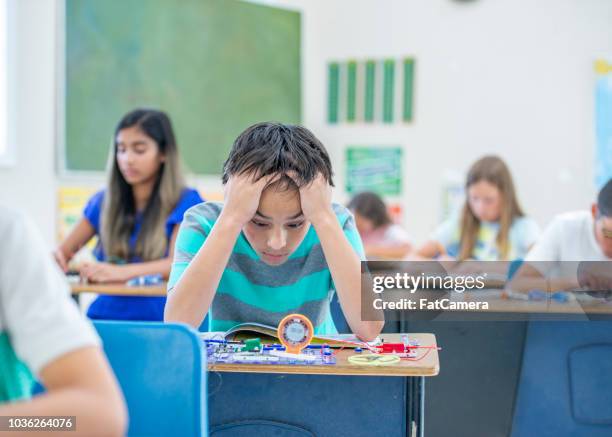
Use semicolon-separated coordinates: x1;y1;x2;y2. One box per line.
79;262;127;284
53;249;69;273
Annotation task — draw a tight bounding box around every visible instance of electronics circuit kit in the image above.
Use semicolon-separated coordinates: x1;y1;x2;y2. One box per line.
203;314;436;367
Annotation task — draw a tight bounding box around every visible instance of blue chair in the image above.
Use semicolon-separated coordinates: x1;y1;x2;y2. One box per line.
94;321;207;437
507;259;524;280
511;321;612;437
330;291;351;333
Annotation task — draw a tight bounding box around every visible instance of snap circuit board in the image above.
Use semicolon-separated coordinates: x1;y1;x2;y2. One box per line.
205;342;338;366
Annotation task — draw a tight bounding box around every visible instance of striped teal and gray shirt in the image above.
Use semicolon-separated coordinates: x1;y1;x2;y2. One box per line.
168;202;365;334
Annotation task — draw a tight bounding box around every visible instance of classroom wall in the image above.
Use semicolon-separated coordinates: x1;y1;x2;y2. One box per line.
2;0;612;245
0;0;58;243
296;0;612;242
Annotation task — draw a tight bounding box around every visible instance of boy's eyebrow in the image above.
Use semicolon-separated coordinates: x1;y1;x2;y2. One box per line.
254;211;305;220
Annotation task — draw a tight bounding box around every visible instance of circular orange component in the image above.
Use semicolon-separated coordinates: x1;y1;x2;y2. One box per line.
277;314;314;354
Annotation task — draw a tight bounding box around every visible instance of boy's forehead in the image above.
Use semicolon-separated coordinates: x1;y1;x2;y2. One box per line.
600;215;612;229
257;188;302;219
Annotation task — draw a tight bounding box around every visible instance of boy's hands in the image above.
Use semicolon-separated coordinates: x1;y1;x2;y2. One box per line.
295;173;334;227
222;171;334;227
222;173;279;226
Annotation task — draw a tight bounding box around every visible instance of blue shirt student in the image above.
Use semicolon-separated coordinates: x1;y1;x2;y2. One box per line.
83;188;203;321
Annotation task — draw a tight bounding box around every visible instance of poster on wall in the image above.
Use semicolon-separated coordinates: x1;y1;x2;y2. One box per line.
595;59;612;188
345;147;402;195
328;58;415;124
57;186;97;262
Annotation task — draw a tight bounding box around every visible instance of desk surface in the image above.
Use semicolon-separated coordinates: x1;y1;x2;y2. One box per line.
70;282;167;296
396;288;612;315
465;290;612;315
207;333;439;377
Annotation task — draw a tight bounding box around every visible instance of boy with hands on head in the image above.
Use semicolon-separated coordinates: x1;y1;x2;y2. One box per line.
165;122;383;341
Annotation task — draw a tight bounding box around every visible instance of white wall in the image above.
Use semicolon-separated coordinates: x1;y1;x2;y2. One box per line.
296;0;612;242
0;0;57;243
2;0;611;245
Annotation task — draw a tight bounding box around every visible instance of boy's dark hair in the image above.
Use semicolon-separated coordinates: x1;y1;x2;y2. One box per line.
347;191;392;228
221;122;334;189
598;178;612;217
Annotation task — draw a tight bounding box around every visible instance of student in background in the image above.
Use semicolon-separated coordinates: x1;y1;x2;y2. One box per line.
347;191;412;259
54;109;203;321
165;122;383;341
0;206;126;436
416;155;539;261
511;178;612;292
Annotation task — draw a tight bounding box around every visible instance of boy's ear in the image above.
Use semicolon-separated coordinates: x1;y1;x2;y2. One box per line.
591;203;598;219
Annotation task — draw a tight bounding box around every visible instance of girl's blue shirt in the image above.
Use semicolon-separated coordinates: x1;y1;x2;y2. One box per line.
82;187;203;321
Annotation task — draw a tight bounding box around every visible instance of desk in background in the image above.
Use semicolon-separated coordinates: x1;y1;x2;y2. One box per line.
393;290;612;437
70;282;168;297
207;333;439;437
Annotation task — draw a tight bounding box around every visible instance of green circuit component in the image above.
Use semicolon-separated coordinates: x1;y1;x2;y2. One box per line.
241;338;262;352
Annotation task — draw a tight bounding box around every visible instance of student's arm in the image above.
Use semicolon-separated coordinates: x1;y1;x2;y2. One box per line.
508;262;580;293
0;209;126;436
79;225;180;283
415;217;457;259
54;218;96;272
508;217;579;292
365;242;413;260
298;175;383;341
415;240;448;259
515;217;542;259
164;174;276;328
0;347;126;437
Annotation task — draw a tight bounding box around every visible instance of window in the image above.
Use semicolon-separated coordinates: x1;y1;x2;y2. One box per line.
0;0;14;167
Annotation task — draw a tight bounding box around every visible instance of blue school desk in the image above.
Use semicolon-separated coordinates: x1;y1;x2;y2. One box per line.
398;292;612;437
206;333;439;437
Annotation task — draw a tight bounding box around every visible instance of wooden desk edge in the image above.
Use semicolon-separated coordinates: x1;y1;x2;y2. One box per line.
206;364;439;377
70;283;167;297
207;333;440;377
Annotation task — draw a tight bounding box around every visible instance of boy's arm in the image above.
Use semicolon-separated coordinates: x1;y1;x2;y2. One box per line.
164;213;243;328
298;175;384;341
509;217;576;292
508;262;581;293
164;174;276;328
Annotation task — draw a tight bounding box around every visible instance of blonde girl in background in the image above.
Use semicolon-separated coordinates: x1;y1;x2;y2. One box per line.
416;155;539;261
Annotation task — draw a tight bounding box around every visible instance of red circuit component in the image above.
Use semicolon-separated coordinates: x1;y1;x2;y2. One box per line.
377;343;407;353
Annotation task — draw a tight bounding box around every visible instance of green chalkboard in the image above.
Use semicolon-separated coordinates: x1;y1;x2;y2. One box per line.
65;0;301;174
